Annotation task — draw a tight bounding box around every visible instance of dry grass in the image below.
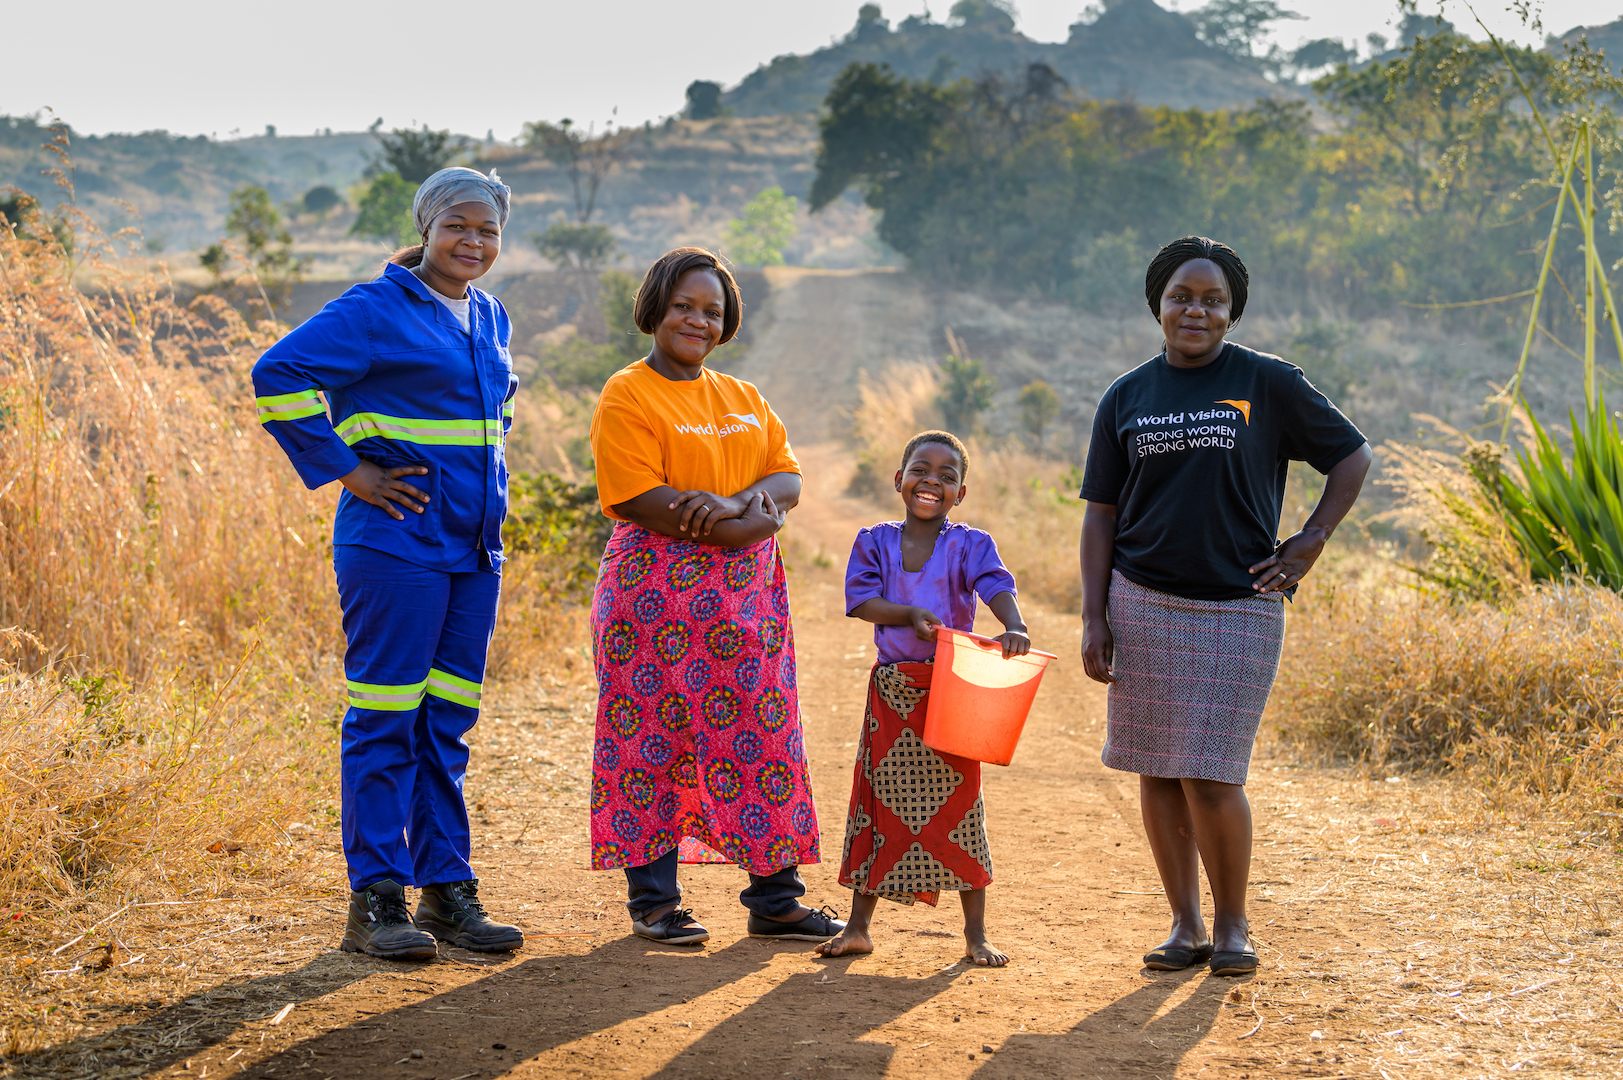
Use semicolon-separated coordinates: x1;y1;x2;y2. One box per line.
844;361;1085;611
0;158;584;954
1271;564;1623;846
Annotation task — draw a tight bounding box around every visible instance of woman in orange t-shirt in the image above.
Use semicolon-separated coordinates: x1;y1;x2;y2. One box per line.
587;247;843;947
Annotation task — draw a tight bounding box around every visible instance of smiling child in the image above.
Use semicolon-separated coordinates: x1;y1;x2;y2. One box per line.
815;431;1029;966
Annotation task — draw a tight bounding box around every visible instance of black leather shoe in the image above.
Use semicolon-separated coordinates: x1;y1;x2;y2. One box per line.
416;879;525;952
341;880;439;960
747;904;846;941
631;907;710;945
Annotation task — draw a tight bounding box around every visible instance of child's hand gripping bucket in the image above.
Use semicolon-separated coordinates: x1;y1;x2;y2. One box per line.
922;628;1057;766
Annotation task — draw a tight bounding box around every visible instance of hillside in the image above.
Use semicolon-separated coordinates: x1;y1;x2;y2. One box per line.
722;0;1290;116
1552;14;1623;69
0;115;389;251
474;115;881;270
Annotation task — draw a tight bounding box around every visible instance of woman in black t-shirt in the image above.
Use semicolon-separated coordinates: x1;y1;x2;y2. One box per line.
1079;236;1371;977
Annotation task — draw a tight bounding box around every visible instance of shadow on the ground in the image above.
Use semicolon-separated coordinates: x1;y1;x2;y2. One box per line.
10;949;380;1077
970;968;1234;1078
228;934;957;1078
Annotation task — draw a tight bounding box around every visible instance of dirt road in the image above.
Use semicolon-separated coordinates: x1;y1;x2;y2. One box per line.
13;448;1621;1079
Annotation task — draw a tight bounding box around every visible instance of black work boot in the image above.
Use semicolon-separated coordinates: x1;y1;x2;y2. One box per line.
415;879;525;952
341;879;438;960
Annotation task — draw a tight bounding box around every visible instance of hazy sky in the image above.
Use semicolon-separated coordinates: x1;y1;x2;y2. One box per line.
3;0;1616;140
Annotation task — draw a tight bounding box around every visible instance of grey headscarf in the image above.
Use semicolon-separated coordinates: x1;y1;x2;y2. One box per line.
411;167;511;238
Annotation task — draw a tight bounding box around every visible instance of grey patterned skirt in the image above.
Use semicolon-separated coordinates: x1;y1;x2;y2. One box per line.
1102;570;1285;785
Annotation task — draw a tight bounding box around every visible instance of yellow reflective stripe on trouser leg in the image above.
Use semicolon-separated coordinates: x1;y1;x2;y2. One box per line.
257;388;325;422
346;677;429;712
425;668;482;709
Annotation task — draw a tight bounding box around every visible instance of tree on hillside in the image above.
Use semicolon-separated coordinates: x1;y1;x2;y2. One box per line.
686;81;724;120
350;171;417;246
374;125;464;183
522;117;632;223
849;3;890;41
201;184;303;320
723;186;799;267
533;221;618;271
949;0;1017;33
1190;0;1305;77
938;352;997;434
302;185;342;216
1287;38;1356;81
1018;380;1062;446
810;63;956;216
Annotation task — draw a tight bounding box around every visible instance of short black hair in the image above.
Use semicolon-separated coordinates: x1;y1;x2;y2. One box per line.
632;247;743;344
1144;236;1250;325
900;430;969;475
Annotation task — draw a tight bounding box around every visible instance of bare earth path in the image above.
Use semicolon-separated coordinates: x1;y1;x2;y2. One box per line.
11;447;1622;1079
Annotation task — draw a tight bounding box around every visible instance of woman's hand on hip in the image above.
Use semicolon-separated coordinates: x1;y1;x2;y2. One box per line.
669;489;748;536
1081;615;1115;683
1248;526;1328;594
340;461;429;521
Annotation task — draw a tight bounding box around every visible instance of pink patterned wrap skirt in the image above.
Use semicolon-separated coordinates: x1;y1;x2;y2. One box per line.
589;522;820;874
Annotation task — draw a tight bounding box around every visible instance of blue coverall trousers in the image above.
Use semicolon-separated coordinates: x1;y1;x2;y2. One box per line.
334;545;499;892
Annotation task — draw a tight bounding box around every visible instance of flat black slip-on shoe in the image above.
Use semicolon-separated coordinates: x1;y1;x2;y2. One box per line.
632;907;710;946
1142;942;1215;971
747;905;847;942
1209;949;1259;977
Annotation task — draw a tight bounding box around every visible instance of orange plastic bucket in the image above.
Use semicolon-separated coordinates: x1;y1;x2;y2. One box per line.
922;628;1057;766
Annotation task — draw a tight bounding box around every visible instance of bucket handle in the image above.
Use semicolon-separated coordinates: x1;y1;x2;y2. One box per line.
944;627;1058;660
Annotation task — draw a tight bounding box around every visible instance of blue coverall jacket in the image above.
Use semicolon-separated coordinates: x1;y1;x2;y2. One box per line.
250;262;518;573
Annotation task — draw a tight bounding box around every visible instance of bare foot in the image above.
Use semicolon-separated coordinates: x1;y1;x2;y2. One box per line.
965;936;1009;967
814;926;874;957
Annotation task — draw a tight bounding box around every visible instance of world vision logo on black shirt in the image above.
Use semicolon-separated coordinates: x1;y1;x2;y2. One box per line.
1131;400;1249;459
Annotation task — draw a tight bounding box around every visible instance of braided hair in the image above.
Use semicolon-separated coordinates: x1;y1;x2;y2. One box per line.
1144;236;1250;325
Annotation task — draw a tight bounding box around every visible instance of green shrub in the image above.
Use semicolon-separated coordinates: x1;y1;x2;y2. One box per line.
504;472;613;605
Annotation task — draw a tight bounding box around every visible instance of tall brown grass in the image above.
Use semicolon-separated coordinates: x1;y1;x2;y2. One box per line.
0;160;581;923
1271;563;1623;842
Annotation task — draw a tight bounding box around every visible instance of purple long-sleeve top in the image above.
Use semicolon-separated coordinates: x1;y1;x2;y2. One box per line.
844;520;1019;664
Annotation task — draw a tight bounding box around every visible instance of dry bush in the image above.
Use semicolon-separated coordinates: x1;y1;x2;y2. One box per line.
1272;567;1623;843
844;361;1084;611
0;177;349;917
0;163;583;925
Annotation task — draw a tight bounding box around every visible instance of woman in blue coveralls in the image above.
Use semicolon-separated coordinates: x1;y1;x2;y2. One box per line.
252;167;525;960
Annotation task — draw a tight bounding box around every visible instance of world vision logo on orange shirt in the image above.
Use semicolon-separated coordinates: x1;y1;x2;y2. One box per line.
1215;399;1251;424
673;412;762;438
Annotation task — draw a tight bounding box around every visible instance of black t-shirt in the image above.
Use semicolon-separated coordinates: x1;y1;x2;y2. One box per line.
1080;343;1367;601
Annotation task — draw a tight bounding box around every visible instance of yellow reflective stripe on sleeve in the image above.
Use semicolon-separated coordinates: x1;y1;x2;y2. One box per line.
502;399;515;418
425;668;482;709
346;677;428;712
257;388;325;423
333;413;505;447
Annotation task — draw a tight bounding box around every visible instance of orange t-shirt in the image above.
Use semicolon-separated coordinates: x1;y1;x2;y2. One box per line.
590;361;800;519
